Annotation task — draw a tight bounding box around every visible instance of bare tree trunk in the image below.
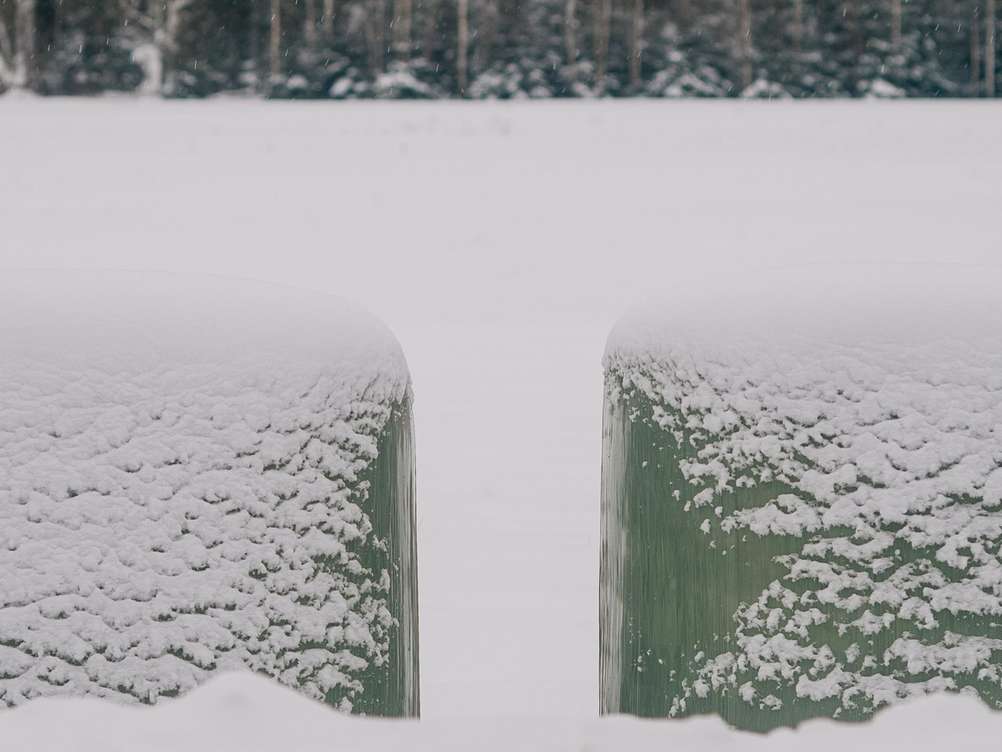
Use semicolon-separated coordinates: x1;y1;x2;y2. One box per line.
565;0;577;66
846;0;863;55
48;0;59;60
971;1;982;94
248;0;258;66
593;0;611;91
629;0;643;89
423;0;439;58
677;0;691;29
367;0;385;74
988;0;997;96
793;0;803;52
305;0;318;47
248;0;262;92
738;0;752;89
476;0;499;71
890;0;902;50
394;0;413;57
457;0;469;94
322;0;335;40
270;0;282;82
14;0;37;89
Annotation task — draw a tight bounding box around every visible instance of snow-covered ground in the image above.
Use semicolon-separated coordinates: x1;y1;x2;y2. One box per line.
2;670;1000;751
1;99;1001;745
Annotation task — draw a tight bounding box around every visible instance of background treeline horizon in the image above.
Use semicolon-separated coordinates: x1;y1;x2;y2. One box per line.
0;0;997;98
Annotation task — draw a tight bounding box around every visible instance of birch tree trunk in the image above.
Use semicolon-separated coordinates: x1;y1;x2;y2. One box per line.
890;0;902;50
322;0;335;40
593;0;611;91
629;0;643;89
738;0;752;89
565;0;577;66
304;0;318;47
14;0;37;90
270;0;282;82
988;0;997;96
457;0;469;94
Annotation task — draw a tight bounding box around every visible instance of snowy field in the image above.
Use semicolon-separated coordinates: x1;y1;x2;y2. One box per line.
2;670;999;751
1;98;1002;747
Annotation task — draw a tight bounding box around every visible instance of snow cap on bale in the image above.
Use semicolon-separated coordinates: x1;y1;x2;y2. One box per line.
607;264;1002;362
601;264;1002;730
0;271;418;717
0;271;410;390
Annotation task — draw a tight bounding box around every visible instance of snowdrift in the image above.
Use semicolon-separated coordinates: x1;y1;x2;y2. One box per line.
0;668;1000;751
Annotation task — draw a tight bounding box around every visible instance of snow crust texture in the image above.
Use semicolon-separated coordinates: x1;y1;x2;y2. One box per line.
0;273;415;712
602;266;1002;726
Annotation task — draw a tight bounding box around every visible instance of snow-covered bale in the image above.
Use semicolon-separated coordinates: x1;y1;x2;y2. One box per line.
601;265;1002;730
0;272;419;716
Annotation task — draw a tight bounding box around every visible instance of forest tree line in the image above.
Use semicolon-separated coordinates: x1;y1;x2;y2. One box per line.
0;0;997;98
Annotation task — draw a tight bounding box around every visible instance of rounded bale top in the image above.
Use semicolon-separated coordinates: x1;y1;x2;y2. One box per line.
606;263;1002;364
0;270;410;395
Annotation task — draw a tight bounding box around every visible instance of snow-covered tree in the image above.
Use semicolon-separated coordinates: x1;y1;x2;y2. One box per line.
0;0;996;98
119;0;196;95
